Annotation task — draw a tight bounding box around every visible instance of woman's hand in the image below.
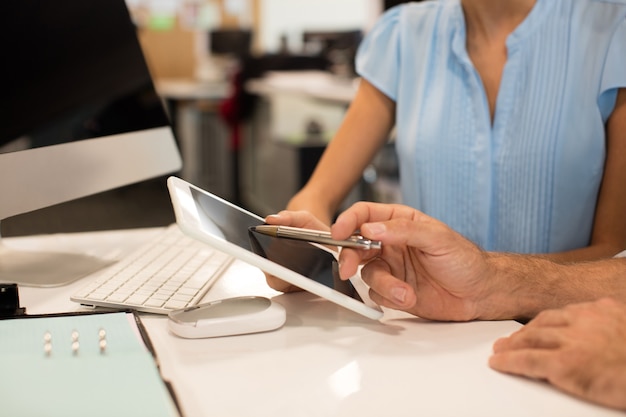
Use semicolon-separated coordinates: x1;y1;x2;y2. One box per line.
261;210;330;292
264;210;330;232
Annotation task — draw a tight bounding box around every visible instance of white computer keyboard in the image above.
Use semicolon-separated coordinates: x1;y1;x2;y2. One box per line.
71;225;234;314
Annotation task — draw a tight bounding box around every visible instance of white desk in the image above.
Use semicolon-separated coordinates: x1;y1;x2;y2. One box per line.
246;71;358;105
12;228;623;417
155;78;230;102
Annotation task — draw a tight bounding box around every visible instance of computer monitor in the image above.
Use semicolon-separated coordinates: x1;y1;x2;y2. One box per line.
0;0;182;286
302;30;362;76
209;29;253;59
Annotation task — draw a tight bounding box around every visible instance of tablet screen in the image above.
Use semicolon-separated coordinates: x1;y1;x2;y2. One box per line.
190;188;360;299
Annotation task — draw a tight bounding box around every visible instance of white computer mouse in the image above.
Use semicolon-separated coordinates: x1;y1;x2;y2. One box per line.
167;296;286;338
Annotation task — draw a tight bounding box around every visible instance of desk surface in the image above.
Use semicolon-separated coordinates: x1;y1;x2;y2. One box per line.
246;71;358;104
12;228;623;417
155;78;230;101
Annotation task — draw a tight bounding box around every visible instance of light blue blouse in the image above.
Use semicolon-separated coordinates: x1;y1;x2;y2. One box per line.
356;0;626;253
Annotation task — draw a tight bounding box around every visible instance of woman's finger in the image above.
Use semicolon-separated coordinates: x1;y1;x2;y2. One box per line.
265;210;329;231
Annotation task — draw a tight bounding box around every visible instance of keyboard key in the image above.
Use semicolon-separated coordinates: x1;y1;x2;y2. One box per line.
126;294;150;305
164;300;188;310
145;299;165;308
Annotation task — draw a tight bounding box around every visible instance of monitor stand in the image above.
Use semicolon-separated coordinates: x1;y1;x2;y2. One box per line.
0;239;114;287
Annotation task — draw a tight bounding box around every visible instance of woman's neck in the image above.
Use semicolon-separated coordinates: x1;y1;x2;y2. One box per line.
462;0;536;41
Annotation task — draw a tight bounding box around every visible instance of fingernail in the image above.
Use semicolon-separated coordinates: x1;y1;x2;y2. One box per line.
365;222;386;236
391;286;406;304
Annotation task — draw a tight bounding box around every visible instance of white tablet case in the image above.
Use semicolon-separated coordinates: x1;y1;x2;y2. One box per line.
167;176;383;320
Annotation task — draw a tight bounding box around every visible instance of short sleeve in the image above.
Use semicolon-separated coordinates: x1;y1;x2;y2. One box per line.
599;17;626;118
355;7;402;101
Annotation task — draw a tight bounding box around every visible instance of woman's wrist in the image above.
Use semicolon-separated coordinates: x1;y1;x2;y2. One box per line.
287;189;335;226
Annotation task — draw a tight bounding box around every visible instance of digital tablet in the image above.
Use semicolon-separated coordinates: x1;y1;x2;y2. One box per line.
167;176;383;320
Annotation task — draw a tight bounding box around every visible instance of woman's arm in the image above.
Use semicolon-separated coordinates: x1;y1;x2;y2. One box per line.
546;88;626;262
286;79;396;225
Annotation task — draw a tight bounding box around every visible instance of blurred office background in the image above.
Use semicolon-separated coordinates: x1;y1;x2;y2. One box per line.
4;0;408;236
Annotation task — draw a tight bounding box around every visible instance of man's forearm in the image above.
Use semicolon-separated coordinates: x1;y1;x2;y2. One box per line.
480;254;626;321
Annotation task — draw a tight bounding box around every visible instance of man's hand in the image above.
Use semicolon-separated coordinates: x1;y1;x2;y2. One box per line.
331;202;494;321
489;298;626;411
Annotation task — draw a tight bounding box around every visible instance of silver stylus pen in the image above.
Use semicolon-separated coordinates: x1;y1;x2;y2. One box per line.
250;225;382;250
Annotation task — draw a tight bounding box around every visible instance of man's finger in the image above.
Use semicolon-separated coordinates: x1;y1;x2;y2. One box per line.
332;203;416;239
360;258;417;308
492;327;564;353
489;349;554;380
334;203;472;257
525;308;572;328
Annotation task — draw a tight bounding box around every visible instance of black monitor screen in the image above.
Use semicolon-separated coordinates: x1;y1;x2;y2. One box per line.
1;1;170;150
209;29;252;58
